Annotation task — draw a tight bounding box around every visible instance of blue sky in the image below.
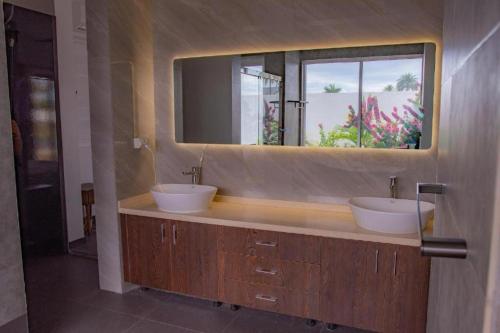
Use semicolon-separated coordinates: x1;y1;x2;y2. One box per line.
305;58;422;94
241;57;423;95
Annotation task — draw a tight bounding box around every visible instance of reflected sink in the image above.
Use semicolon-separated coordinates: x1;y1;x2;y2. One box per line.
151;184;217;213
349;197;434;234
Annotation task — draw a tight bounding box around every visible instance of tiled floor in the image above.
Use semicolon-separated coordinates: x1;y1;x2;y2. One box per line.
24;255;370;333
69;230;98;259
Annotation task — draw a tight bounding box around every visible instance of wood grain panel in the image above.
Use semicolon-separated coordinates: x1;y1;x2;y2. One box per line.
120;214;130;281
384;245;430;333
121;215;172;290
352;241;397;332
320;237;359;326
218;226;320;263
218;227;279;258
171;220;218;299
221;278;320;319
278;232;320;264
221;252;320;292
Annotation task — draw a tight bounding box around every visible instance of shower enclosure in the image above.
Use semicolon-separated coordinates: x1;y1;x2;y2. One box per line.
240;67;282;145
4;4;66;256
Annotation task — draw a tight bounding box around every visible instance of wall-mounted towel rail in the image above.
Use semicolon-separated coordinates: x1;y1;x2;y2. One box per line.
417;183;467;259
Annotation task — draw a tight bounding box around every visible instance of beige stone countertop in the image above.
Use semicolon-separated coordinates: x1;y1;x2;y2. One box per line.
118;193;431;247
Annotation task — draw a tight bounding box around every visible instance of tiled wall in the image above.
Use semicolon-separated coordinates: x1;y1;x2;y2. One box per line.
152;0;443;202
427;1;500;332
86;0;156;293
0;3;27;330
87;0;445;294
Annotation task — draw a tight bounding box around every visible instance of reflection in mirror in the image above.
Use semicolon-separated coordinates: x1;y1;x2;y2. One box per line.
174;43;435;149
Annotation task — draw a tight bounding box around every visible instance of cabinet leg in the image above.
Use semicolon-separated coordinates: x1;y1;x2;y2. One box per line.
305;319;317;327
230;304;240;311
326;323;338;331
212;301;223;308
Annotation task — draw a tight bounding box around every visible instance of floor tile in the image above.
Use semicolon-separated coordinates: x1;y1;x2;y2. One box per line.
80;289;161;317
33;303;138;333
222;307;321;333
145;295;238;333
0;315;28;333
24;255;373;333
69;231;98;258
126;319;198;333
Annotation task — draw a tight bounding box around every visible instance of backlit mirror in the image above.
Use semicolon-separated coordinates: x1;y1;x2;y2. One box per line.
174;43;435;149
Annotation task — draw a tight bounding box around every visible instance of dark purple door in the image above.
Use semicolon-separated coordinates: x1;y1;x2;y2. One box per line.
4;3;66;256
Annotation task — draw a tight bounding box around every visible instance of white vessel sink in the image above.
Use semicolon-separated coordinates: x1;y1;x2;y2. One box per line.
151;184;217;213
349;197;434;234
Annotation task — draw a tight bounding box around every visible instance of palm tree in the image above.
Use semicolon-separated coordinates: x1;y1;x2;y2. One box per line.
323;84;342;93
383;84;394;92
396;73;419;91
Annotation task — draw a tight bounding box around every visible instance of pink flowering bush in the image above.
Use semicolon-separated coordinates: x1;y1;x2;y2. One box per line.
318;92;424;148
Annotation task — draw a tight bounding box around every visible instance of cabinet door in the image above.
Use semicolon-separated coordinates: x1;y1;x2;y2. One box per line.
320;239;397;331
386;245;430;333
121;215;172;290
352;242;397;332
171;221;218;299
320;238;360;326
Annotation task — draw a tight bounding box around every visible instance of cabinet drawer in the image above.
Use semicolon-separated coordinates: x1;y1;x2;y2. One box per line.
221;252;320;292
221;279;320;319
217;226;320;264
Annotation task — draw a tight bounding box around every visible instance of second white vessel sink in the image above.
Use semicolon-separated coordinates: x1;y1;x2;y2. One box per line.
349;197;434;234
151;184;217;213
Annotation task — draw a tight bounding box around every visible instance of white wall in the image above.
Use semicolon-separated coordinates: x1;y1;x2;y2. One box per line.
54;0;93;242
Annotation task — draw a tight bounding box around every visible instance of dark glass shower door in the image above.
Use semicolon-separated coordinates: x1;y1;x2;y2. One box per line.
4;4;66;256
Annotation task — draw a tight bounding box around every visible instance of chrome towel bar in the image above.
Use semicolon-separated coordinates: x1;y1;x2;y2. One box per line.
416;183;467;259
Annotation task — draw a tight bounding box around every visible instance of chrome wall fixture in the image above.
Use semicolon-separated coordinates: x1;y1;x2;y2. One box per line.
416;183;468;259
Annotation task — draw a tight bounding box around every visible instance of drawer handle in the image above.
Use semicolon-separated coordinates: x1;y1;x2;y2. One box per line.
255;294;277;303
255;240;277;247
255;267;278;276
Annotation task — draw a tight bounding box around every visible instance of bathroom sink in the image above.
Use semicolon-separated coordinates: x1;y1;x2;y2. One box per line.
151;184;217;213
348;197;434;234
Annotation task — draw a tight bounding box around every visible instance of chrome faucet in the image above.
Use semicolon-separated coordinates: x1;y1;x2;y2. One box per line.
389;176;398;199
182;145;207;185
183;166;202;185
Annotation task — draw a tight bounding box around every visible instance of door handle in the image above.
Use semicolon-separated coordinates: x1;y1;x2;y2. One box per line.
374;249;379;273
393;251;397;276
255;267;278;276
172;223;177;246
161;224;166;243
416;183;467;258
255;294;277;303
255;240;277;247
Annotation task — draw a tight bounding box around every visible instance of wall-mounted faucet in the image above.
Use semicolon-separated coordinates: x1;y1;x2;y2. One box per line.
389;176;398;199
182;145;207;185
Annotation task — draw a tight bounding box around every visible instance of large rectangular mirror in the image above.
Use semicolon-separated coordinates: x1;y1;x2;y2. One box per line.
174;43;436;149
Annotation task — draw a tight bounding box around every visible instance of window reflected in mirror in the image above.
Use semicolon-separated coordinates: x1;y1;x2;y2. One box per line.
304;56;425;149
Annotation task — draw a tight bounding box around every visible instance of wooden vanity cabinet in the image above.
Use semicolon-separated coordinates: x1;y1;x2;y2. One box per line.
121;215;218;299
170;220;218;299
121;215;430;333
217;226;321;319
320;238;430;333
121;214;173;290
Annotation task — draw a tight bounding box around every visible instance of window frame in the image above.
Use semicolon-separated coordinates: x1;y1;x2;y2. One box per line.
299;44;434;149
